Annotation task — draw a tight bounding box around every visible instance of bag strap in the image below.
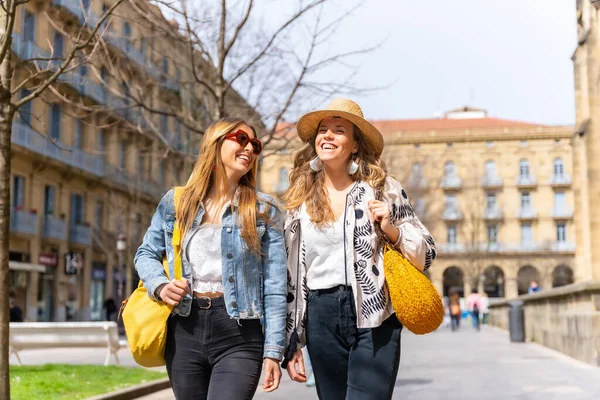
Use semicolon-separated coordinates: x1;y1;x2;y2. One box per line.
172;187;184;280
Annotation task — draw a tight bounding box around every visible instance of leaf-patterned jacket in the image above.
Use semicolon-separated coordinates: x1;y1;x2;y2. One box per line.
282;178;436;360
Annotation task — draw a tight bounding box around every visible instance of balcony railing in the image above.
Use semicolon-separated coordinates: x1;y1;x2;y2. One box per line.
436;241;576;254
518;207;538;220
481;175;503;188
483;207;503;220
70;223;92;245
441;207;462;221
552;208;573;219
515;175;537;188
10;209;39;235
42;215;67;240
550;174;572;187
440;175;462;190
11;33;50;62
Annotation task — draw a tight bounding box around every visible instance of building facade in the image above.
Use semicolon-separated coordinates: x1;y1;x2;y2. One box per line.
261;108;576;299
8;0;246;321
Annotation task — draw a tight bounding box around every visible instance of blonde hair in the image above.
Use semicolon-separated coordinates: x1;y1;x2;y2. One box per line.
177;117;268;255
283;124;387;224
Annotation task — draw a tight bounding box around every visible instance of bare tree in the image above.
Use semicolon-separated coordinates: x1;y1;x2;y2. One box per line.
0;1;126;397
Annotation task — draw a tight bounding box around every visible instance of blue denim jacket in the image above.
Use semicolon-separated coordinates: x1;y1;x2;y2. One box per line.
134;189;288;360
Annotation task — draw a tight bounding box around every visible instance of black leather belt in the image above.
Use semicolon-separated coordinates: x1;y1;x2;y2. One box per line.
310;285;352;295
192;296;225;309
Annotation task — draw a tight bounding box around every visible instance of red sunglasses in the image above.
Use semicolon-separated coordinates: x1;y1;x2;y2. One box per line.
224;129;263;155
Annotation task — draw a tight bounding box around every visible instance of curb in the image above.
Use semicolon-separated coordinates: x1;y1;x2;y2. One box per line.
86;378;171;400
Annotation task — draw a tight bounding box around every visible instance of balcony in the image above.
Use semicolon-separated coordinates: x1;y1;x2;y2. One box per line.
441;207;462;221
57;71;106;104
515;175;537;188
11;34;50;62
70;223;92;246
551;241;576;252
483;207;503;221
54;0;92;23
42;215;67;241
481;175;503;189
10;209;39;235
550;174;572;187
440;175;462;190
437;243;465;254
518;207;538;220
552;208;573;219
12;121;106;177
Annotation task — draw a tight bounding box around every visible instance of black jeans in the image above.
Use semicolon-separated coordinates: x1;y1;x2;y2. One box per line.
306;286;402;400
165;297;264;400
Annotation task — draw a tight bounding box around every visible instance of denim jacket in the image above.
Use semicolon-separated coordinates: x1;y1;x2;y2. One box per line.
134;189;288;360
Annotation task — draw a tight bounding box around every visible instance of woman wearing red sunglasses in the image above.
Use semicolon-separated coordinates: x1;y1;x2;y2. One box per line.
134;118;287;399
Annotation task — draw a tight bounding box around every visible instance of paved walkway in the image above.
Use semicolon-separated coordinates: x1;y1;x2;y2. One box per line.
137;326;600;400
10;326;600;399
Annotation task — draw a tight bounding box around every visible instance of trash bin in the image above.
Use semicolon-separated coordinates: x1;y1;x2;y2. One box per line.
508;300;525;342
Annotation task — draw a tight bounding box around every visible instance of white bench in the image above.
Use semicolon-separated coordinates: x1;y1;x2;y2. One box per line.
9;322;122;366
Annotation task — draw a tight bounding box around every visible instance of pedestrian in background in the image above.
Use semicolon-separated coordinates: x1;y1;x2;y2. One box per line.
528;280;541;294
480;292;490;325
467;289;481;331
134;118;287;399
282;99;436;399
9;295;23;323
449;291;461;331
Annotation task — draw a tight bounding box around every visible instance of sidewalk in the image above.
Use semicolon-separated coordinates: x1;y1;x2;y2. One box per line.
139;326;600;400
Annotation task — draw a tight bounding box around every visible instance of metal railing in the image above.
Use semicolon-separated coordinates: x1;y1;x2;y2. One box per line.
70;223;92;245
441;207;462;221
440;175;462;189
42;215;68;240
515;175;537;187
483;207;503;220
550;174;572;186
10;209;39;235
481;175;503;188
518;207;538;219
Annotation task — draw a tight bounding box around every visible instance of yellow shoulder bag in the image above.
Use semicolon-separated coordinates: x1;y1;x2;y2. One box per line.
375;188;444;335
121;187;184;367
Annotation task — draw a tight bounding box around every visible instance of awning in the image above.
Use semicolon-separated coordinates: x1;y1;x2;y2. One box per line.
9;261;46;273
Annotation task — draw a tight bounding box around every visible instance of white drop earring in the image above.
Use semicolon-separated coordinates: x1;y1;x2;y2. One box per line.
347;158;359;175
309;157;323;172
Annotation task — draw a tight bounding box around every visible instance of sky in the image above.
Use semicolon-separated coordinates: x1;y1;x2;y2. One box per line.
263;0;578;125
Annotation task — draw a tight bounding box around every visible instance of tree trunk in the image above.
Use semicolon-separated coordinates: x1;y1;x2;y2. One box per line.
0;88;14;400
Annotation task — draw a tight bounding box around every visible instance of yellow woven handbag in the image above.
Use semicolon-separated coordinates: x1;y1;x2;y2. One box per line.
375;189;444;335
121;187;183;367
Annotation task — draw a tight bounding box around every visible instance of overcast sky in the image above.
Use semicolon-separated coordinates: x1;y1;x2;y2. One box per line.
273;0;578;125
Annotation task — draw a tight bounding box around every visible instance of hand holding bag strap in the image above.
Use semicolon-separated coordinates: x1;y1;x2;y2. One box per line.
172;187;184;280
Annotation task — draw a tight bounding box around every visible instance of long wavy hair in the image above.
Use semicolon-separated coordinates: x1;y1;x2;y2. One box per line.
177;117;267;255
283;124;387;224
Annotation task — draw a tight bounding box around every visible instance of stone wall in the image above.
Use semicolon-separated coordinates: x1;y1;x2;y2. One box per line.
488;281;600;366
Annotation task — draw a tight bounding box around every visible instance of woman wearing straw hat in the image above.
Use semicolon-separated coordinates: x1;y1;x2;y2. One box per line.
281;99;436;399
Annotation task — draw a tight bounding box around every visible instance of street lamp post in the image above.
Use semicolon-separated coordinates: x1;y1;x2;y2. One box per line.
116;232;127;306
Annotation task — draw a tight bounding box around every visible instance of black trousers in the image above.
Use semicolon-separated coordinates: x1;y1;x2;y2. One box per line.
306;286;402;400
165;297;264;400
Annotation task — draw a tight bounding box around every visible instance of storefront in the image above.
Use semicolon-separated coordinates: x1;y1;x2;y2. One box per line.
90;262;106;321
36;252;58;322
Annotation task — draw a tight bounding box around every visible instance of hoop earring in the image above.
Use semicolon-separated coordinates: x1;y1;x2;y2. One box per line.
309;157;322;172
347;158;359;175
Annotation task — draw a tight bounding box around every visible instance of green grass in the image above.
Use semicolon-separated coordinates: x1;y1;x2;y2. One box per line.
10;364;167;400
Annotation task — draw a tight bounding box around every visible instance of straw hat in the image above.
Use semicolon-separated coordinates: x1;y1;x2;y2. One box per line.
296;98;384;157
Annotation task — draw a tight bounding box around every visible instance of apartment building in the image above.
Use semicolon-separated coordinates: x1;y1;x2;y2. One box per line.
261;107;575;299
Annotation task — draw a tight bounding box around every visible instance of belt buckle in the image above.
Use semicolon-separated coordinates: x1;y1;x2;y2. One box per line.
198;296;212;309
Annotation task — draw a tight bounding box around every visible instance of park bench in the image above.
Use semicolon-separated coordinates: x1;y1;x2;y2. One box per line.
9;321;122;366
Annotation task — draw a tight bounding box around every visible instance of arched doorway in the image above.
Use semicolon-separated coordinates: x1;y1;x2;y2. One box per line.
517;265;540;295
552;265;574;288
443;266;464;297
482;266;505;298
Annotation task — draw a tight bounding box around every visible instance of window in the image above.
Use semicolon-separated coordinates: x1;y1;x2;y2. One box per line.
161;57;169;80
160;115;168;139
444;161;456;176
554;158;564;177
53;32;64;59
23;11;35;42
122;22;132;51
12;176;25;208
486;141;493;148
445;194;457;210
44;186;56;216
520;140;528;147
486;192;496;210
19;89;32;124
487;224;498;244
49;104;61;140
554;191;566;211
95;200;104;229
75;120;83;149
140;38;146;59
137;153;144;178
79;64;88;80
556;223;567;242
174;120;181;148
100;68;108;101
519;159;530;178
115;210;122;233
520;192;531;208
119;140;126;169
412;162;423;179
70;194;84;225
82;0;91;11
447;225;457;244
175;67;181;83
521;223;533;244
484;160;497;176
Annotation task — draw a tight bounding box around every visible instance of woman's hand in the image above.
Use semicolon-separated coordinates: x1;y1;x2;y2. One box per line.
158;279;190;306
286;350;307;383
368;200;399;243
262;358;282;392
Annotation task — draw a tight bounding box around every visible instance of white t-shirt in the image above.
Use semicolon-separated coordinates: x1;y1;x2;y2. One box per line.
299;205;349;290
